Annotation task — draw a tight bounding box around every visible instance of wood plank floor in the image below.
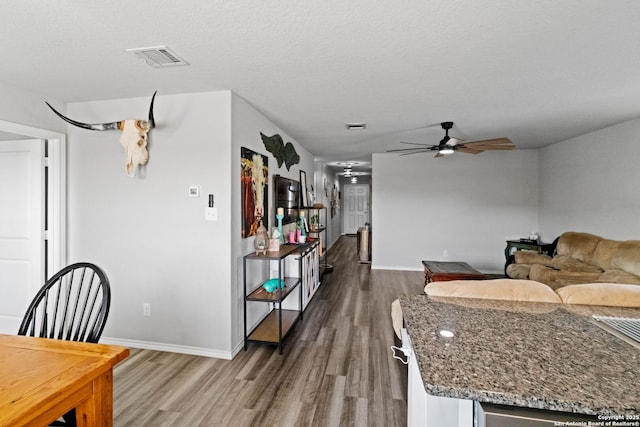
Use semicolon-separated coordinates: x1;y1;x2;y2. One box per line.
113;235;424;426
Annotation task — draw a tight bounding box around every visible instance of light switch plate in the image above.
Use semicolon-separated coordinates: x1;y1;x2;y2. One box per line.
205;207;218;221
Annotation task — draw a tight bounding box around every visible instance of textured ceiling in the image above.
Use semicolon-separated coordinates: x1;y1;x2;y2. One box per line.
2;1;640;173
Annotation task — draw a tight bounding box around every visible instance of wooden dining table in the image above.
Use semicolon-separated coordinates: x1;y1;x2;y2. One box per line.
0;334;129;427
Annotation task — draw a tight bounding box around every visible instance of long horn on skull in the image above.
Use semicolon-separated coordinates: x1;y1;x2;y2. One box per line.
148;91;157;129
45;102;121;131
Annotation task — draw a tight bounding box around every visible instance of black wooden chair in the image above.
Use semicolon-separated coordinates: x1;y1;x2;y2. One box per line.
18;262;111;426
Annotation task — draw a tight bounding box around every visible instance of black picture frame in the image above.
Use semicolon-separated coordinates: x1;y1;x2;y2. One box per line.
300;170;308;208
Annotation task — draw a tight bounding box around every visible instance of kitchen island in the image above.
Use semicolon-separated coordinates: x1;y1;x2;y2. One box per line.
399;295;639;425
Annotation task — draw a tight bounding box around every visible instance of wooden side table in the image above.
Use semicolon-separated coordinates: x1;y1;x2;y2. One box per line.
422;260;487;286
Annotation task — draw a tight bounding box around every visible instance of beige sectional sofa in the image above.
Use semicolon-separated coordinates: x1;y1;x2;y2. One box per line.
506;231;640;289
391;278;640;339
392;232;640;340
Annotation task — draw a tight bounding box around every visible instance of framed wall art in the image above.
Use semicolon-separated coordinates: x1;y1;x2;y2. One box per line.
300;170;308;207
241;147;269;238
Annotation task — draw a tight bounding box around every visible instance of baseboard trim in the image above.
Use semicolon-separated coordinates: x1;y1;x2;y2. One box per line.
100;336;234;360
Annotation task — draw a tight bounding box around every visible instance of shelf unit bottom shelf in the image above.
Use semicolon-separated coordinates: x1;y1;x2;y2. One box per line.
247;309;300;344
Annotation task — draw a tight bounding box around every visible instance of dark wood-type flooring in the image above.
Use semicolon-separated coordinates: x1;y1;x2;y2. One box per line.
113;235;424;426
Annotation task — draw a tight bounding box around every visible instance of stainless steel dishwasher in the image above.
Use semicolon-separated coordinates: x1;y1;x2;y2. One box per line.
475;402;597;427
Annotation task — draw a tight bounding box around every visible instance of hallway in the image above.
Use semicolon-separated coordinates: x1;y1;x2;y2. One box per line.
113;235;424;426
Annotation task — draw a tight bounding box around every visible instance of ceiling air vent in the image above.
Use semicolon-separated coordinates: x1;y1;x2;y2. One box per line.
126;46;189;68
346;122;367;130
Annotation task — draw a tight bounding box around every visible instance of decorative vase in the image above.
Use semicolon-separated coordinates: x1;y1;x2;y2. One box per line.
254;220;268;255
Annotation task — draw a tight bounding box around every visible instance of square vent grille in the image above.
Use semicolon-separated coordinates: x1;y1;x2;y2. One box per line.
593;315;640;349
127;46;189;68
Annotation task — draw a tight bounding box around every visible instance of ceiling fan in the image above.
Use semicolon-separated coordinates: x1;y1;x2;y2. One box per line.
387;121;515;158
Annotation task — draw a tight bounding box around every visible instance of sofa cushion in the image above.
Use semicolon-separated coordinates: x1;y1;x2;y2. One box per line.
610;240;640;277
513;251;553;265
556;283;640;307
551;255;603;273
556;232;602;264
424;279;562;303
529;264;601;290
597;269;640;285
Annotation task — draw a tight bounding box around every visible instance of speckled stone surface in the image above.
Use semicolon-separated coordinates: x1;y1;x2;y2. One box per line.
400;295;640;416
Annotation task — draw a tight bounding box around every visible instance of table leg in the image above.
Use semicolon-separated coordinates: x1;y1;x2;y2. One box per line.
424;268;433;286
75;370;114;427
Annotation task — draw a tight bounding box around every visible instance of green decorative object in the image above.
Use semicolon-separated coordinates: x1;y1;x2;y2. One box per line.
262;278;285;293
260;132;300;171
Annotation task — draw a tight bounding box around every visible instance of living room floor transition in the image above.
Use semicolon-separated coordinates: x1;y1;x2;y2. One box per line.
113;235;424;427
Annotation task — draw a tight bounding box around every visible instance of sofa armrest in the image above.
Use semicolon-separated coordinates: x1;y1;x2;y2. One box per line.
506;263;532;279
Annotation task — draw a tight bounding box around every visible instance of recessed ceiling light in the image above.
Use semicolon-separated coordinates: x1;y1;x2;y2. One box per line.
346;123;366;130
127;46;189;68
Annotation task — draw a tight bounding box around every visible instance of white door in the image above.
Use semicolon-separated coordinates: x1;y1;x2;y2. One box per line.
343;184;369;234
0;139;45;334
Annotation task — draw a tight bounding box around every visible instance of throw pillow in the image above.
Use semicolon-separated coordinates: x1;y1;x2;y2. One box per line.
424;279;562;303
556;283;640;307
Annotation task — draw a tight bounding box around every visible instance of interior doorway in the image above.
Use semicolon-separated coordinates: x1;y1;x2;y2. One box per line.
0;120;66;334
343;184;370;234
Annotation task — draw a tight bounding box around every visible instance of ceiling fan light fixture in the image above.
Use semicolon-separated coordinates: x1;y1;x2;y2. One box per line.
439;147;454;155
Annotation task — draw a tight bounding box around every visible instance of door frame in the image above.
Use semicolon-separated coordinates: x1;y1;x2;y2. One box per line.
0;120;66;276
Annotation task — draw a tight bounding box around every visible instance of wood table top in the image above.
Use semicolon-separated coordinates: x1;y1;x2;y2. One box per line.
0;334;129;426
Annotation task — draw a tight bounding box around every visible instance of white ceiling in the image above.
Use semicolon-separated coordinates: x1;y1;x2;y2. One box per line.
2;1;640;173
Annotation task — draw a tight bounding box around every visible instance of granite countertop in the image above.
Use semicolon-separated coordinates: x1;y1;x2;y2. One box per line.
400;295;640;416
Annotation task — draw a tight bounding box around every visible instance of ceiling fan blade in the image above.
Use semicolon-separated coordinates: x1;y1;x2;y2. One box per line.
387;146;435;153
463;138;514;151
464;137;513;146
434;152;444;158
464;144;514;151
399;141;431;147
447;137;465;146
457;147;484;154
400;149;432;156
413;122;444;130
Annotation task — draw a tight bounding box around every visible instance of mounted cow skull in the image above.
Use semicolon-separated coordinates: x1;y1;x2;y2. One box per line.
46;91;157;177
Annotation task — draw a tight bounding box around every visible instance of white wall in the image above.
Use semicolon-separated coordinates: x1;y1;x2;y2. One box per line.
0;82;66;132
539;118;640;242
67;91;234;358
231;94;315;353
313;162;342;247
372;150;539;273
51;90;319;359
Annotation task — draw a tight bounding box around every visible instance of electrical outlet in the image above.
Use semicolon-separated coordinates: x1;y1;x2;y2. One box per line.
143;303;151;316
443;249;448;258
